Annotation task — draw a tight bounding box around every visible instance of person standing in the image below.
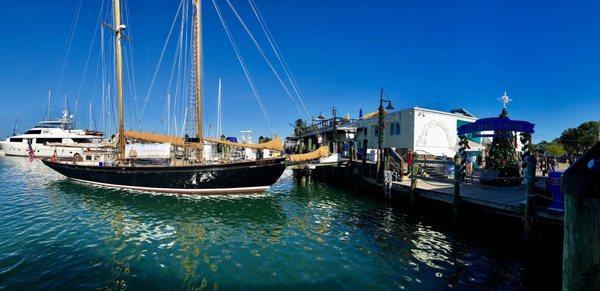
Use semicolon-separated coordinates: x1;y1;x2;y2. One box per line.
405;149;414;176
540;157;547;176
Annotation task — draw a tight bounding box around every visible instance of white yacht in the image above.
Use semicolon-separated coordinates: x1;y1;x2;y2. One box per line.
0;111;108;158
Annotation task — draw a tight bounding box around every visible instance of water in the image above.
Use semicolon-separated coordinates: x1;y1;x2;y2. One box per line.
0;156;560;290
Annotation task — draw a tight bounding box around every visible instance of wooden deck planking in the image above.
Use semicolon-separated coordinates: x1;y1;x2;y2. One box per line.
304;164;562;223
383;179;523;215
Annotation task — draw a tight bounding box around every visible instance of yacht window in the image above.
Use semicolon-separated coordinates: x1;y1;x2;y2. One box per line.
72;138;92;143
9;138;23;142
24;130;42;135
36;138;63;144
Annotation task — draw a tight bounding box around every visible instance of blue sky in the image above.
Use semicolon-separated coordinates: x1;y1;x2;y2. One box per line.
0;0;598;142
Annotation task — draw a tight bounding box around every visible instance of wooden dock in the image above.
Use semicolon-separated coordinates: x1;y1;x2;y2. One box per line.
362;177;564;224
294;161;564;227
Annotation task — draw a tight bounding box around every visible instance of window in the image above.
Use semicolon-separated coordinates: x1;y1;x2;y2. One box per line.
24;130;42;135
72;138;92;143
9;138;23;143
387;122;401;136
36;138;62;144
363;127;367;135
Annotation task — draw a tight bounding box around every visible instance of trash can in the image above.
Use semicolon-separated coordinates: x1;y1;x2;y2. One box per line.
547;171;564;211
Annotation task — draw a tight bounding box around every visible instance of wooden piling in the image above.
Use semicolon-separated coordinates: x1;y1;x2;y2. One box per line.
453;153;461;221
410;154;419;208
561;143;600;291
523;155;536;240
563;195;600;290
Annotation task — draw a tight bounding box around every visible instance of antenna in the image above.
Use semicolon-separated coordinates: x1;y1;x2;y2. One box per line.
46;90;52;121
63;93;67;115
217;78;222;138
89;102;93;130
167;93;171;135
12;112;19;136
74;98;79;127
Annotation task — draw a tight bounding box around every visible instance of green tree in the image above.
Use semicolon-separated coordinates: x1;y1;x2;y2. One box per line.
533;140;549;153
293;119;307;137
485;108;518;172
543;142;566;156
557;121;599;154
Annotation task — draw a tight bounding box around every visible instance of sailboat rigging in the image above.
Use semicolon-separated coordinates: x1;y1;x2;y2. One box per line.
42;0;287;194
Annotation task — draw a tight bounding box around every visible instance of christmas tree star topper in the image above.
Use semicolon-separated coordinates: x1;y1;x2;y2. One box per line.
498;91;512;108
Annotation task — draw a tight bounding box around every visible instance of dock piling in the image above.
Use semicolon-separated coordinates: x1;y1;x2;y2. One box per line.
523;155;536;240
410;154;419;208
561;143;600;291
453;153;462;221
383;149;392;199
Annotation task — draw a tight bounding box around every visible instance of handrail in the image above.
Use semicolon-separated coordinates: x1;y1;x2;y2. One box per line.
413;159;453;165
387;149;405;164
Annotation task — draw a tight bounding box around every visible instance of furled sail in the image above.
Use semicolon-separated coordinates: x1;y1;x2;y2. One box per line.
125;131;200;148
202;137;283;151
288;146;330;162
125;131;283;151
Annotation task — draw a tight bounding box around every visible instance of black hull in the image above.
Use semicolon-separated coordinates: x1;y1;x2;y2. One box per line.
42;158;287;194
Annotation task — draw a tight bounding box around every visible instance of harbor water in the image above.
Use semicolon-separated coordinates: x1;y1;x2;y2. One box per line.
0;156;560;290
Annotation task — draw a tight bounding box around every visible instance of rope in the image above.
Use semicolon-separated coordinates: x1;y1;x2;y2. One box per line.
249;0;323;137
55;0;84;97
211;0;273;134
248;0;311;119
76;0;105;111
172;0;190;136
123;0;140;130
138;0;183;126
224;0;304;117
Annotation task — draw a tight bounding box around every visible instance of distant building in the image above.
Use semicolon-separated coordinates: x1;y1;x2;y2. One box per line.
353;107;483;157
288;106;487;159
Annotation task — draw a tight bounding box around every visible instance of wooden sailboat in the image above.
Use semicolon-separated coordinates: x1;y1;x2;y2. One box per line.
42;0;286;194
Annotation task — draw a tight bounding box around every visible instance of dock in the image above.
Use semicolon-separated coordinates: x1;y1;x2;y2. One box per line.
363;176;564;224
293;160;564;231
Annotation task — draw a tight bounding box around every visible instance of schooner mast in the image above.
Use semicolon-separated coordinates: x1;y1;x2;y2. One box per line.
41;0;290;195
114;0;126;159
193;0;204;159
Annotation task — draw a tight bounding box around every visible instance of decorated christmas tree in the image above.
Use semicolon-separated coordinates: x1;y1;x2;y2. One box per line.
485;107;519;176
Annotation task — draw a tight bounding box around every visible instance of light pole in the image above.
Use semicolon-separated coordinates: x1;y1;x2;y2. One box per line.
377;88;394;179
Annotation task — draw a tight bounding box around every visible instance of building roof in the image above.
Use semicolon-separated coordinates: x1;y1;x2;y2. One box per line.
449;108;477;118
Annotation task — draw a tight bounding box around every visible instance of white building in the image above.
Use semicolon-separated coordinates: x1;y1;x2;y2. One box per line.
354;107;483;157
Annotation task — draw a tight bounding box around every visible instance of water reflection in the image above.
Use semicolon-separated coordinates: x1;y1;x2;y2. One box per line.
49;179;287;290
0;158;550;290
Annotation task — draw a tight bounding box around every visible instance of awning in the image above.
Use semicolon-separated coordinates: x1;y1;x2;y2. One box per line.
457;117;535;135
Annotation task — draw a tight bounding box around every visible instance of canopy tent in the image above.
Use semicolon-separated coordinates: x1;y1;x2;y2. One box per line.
457;117;535;136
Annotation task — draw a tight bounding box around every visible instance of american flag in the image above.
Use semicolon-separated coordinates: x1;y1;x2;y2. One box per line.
27;142;35;162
